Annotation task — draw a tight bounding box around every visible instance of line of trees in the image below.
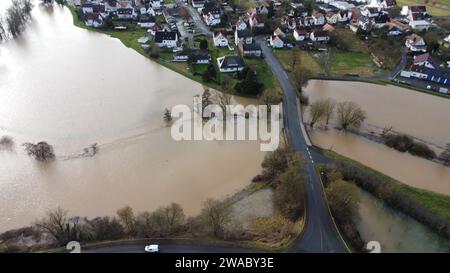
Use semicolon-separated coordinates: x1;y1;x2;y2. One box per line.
0;0;34;40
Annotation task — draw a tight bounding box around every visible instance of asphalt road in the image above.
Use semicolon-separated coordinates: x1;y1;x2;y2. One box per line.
84;244;258;253
258;37;347;253
388;47;407;80
86;37;347;254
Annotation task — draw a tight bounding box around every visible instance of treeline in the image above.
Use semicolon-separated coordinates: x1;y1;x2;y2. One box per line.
320;161;450;241
255;147;306;222
318;165;366;252
0;0;34;40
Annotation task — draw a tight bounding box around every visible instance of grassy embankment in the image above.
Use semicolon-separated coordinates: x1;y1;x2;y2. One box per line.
68;6;279;97
323;150;450;223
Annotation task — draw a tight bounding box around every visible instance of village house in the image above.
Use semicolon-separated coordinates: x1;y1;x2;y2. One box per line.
401;5;428;18
373;14;389;28
310;30;330;43
217;55;246;73
409;17;431;30
337;10;351;22
174;49;211;64
148;22;163;36
234;18;248;31
273;28;286;38
84;12;103;28
235;29;253;46
361;7;380;18
293;28;307;41
270;35;285;48
330;1;355;12
191;0;205;9
213;32;229;47
138;15;156;28
248;13;268;29
150;0;162;10
312;11;326;25
410;65;450;86
155;31;178;48
239;42;262;57
381;0;397;9
405;34;427;52
201;2;221;26
105;0;118;14
325;12;339;24
413;53;439;69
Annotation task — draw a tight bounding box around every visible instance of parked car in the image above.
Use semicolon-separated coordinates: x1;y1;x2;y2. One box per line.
144;244;159;253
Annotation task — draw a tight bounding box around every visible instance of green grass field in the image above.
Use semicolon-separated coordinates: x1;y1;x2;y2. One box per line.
330;52;377;77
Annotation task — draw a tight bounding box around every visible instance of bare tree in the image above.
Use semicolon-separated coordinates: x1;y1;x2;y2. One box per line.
322;98;336;126
202;86;212;113
215;92;232;116
259;90;280;112
116;206;136;235
163;108;172;124
289;47;299;71
308;101;326;128
336;101;366;131
36;208;87;246
440;143;450;166
201;199;232;238
162;203;185;232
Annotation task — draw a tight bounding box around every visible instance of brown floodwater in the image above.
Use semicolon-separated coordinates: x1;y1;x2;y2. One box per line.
304;80;450;195
0;4;265;232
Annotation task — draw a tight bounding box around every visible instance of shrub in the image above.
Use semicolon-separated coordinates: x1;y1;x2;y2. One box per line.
23;141;55;161
274;165;306;221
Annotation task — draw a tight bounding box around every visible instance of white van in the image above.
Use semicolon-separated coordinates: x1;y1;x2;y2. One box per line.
144;244;159;253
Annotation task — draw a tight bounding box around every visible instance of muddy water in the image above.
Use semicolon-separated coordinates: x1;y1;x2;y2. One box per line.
0;4;265;232
304;80;450;195
357;189;450;253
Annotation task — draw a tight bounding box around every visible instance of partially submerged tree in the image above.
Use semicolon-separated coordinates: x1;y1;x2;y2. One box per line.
201;199;232;238
322;98;336;126
308;101;326;128
23;141;55;161
440;143;450;166
336;101;366;131
0;136;14;150
163;108;172;124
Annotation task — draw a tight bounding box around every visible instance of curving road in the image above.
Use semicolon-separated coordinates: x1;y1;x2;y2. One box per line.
258;37;347;253
86;38;348;254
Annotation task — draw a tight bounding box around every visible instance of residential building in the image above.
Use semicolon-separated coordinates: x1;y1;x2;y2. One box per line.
217;55;246;73
405;34;426;52
381;0;397;9
413;53;439;69
310;30;330;43
174;49;211;64
293;28;307;41
154;31;178;47
239;42;262;57
235;29;253;46
213;32;229;47
201;3;221;26
270;35;284;48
